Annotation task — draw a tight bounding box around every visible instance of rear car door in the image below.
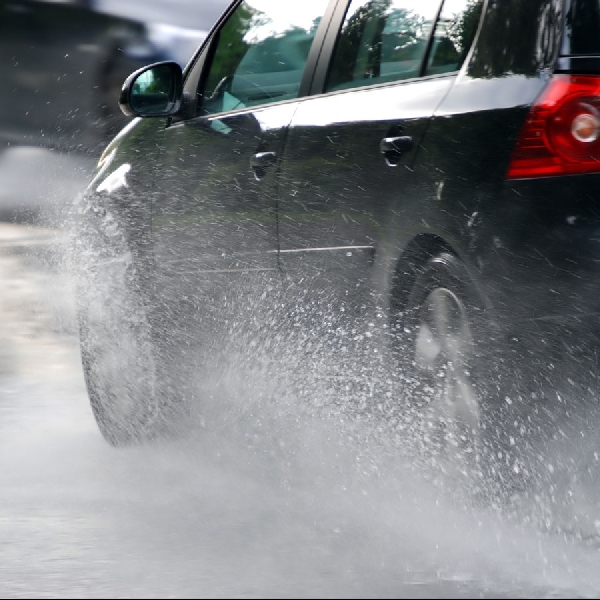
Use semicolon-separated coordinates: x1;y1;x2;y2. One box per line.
276;0;480;309
150;0;336;331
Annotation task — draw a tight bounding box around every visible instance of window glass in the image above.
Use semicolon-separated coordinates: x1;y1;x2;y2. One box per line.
201;0;330;115
562;0;600;56
425;0;483;75
326;0;441;92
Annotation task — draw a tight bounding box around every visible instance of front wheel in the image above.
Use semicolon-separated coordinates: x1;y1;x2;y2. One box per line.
77;254;161;446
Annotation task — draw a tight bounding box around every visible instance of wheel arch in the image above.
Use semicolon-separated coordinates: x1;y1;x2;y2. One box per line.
388;233;492;322
389;234;456;318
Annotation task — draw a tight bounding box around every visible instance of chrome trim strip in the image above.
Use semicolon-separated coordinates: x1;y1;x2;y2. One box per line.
166;268;279;275
273;246;374;254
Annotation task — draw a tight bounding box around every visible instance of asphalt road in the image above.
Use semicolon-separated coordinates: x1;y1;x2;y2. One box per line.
2;222;600;599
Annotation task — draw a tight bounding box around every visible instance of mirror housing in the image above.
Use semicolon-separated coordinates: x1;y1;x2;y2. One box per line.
119;61;183;118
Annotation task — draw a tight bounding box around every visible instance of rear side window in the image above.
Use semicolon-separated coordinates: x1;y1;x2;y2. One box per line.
326;0;440;92
562;0;600;55
325;0;482;92
201;0;330;115
426;0;483;75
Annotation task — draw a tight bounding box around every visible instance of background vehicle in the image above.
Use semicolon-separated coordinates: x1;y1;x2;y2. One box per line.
76;0;599;497
0;0;229;221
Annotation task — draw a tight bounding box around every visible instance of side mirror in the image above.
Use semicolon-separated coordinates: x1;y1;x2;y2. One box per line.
119;61;183;118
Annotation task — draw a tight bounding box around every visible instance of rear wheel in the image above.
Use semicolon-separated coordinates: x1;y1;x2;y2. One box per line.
412;286;482;467
393;253;496;487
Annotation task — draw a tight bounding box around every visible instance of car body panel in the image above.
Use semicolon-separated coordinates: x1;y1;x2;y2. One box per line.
277;76;455;293
77;0;600;444
151;103;295;275
142;0;338;346
79;116;166;251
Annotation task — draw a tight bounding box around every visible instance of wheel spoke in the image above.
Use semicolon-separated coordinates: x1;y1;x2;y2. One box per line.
410;283;482;471
453;372;480;429
430;288;454;342
414;321;442;369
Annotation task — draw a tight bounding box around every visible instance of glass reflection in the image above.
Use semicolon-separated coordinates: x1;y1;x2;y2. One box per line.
131;64;174;114
201;0;330;115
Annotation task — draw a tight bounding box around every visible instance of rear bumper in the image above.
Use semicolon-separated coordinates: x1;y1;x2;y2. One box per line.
468;174;600;380
478;174;600;321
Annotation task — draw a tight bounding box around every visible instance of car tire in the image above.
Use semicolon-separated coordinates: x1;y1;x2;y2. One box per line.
77;253;162;447
392;252;519;495
72;205;183;447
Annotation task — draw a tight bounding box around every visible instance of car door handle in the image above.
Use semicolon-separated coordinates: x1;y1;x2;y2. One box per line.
380;136;413;166
251;151;277;179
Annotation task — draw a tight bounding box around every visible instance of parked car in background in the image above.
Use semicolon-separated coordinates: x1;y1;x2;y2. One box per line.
0;0;228;221
93;0;232;67
76;0;599;497
0;0;229;152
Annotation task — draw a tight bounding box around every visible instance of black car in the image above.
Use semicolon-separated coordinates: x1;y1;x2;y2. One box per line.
74;0;600;490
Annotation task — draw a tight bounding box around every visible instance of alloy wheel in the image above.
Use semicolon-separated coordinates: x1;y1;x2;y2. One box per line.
412;286;482;475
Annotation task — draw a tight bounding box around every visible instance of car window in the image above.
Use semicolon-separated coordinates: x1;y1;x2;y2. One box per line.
200;0;331;115
325;0;442;93
425;0;483;76
325;0;482;92
562;0;600;56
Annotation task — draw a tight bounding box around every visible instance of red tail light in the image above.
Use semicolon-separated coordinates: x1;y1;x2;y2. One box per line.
507;75;600;179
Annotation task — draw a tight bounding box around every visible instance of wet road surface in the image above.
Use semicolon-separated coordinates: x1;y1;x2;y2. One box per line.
2;222;600;599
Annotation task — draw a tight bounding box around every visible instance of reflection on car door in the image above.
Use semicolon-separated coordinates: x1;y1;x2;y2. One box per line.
277;0;477;310
150;0;335;334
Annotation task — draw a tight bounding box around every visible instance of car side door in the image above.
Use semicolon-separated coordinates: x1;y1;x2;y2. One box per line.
150;0;337;330
276;0;479;312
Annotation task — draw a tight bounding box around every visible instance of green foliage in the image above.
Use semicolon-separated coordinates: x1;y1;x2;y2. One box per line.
205;2;258;96
447;0;483;58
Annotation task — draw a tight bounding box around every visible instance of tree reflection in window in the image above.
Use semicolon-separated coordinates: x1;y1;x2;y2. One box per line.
201;0;329;114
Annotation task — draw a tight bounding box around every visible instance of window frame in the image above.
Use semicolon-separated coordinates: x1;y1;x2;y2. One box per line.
173;0;343;122
309;0;484;97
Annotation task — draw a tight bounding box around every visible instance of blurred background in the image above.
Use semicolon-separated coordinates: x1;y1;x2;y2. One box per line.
5;3;600;597
0;0;230;224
